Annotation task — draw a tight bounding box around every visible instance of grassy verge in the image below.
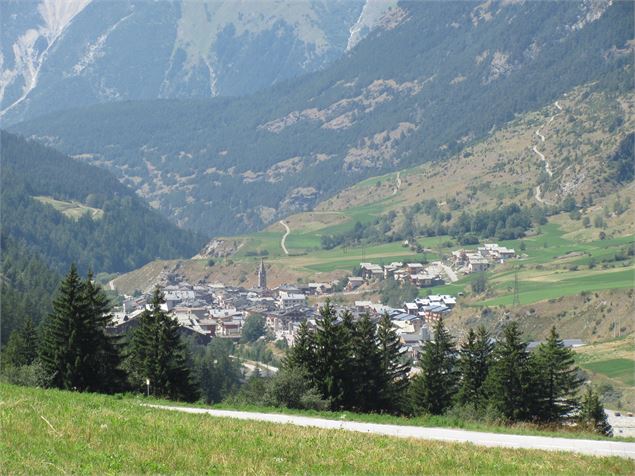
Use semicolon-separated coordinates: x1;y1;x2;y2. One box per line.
1;384;632;475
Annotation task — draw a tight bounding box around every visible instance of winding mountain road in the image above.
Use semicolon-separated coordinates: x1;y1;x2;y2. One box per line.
279;220;290;255
144;404;635;459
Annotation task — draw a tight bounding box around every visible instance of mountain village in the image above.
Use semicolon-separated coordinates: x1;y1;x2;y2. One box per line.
108;242;518;364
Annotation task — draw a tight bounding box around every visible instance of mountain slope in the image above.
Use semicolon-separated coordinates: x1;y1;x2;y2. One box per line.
0;0;395;124
0;131;204;275
11;1;634;236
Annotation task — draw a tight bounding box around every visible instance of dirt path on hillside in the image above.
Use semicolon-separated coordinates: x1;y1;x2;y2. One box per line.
145;404;635;459
532;101;561;204
392;171;402;196
279;220;290;255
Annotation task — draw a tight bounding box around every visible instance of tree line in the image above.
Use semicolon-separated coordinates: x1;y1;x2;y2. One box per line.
2;266;611;436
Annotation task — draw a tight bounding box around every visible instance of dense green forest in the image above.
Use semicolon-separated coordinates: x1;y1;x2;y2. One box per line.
11;2;633;235
1;131;204;274
0;131;205;341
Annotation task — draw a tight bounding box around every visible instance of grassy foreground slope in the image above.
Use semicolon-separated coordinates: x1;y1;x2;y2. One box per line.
1;384;633;475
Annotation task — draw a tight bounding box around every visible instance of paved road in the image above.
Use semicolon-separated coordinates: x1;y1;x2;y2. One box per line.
145;405;635;459
279;220;290;255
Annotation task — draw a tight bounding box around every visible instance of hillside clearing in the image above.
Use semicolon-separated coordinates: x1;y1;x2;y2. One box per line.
1;384;633;475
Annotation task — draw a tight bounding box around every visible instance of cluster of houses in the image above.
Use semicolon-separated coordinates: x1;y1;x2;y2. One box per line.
108;243;517;363
347;261;445;290
451;243;516;274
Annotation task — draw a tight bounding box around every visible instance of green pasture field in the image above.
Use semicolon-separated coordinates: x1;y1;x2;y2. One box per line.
2;384;632;475
33;195;104;220
582;359;635;386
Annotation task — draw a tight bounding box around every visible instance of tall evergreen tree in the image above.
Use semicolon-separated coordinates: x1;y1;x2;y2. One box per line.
312;301;350;409
485;321;533;422
376;313;410;413
412;316;457;415
83;272;126;392
126;287;197;401
532;327;583;423
456;326;493;408
2;318;39;368
284;320;315;377
39;264;94;390
578;385;613;437
351;313;382;412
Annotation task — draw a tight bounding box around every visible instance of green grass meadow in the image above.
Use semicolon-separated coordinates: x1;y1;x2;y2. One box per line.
1;384;633;475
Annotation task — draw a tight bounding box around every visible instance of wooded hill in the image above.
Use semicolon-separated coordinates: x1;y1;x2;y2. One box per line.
0;131;204;342
11;1;633;236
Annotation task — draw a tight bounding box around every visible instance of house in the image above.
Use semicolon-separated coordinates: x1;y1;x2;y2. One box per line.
406;263;424;274
467;253;489;273
346;277;364;291
278;291;307;309
355;300;373;314
404;302;419;315
218;320;241;339
360;263;384;281
383;262;403;279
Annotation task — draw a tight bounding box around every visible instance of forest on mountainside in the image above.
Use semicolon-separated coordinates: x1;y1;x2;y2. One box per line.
0;131;205;342
11;1;633;236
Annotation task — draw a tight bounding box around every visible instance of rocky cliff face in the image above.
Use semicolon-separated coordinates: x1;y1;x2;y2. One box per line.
1;0;396;124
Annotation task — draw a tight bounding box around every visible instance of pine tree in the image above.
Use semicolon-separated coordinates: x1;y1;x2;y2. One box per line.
340;310;358;409
485;321;533;422
376;313;410;414
412;316;457;415
284;321;315;377
126;287;197;401
83;272;126;392
2;318;38;368
312;301;350;409
39;264;93;390
532;327;583;423
351;313;382;412
578;386;612;436
456;326;493;408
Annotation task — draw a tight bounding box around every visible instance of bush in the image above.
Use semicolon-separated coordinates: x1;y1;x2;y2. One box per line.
266;367;329;411
0;361;51;388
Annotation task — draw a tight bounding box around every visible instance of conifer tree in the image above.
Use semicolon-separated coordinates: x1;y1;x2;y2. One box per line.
39;264;93;390
485;321;533;422
284;320;315;377
313;301;350;409
376;313;410;413
412;316;457;415
2;318;38;368
83;272;126;392
340;309;358;409
351;313;382;412
456;326;493;408
578;385;613;436
532;327;583;423
126;287;197;401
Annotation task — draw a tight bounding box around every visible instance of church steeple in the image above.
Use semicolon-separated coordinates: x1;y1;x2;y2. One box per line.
258;258;267;289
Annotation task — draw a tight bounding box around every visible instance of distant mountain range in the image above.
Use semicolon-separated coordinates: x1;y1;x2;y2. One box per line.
0;0;397;124
9;0;634;237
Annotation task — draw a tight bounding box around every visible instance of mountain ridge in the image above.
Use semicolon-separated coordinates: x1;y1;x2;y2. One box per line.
9;1;633;238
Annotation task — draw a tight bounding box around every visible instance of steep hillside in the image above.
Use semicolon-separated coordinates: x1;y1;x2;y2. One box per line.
12;1;633;236
0;131;204;275
0;0;389;124
109;82;634;342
